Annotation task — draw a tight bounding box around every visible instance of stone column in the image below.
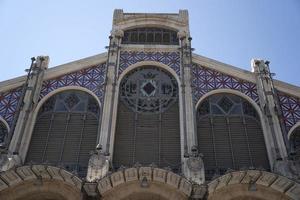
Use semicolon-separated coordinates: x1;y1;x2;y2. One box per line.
98;29;123;157
252;59;288;169
178;31;204;184
7;56;49;165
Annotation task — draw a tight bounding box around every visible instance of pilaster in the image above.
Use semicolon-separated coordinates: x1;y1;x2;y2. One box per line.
179;31;204;184
252;59;288;168
98;29;123;157
8;56;49;162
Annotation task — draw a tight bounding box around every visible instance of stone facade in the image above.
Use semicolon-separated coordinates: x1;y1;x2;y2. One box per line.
0;9;300;200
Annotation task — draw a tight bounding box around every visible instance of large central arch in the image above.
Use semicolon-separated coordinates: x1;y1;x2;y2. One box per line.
112;63;182;171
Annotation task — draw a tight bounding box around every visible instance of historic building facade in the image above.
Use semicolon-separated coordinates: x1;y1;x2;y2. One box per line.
0;10;300;200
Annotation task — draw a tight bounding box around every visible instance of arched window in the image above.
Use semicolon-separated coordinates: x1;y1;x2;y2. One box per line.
26;90;100;177
113;66;181;171
0;120;8;145
197;93;270;180
122;27;179;45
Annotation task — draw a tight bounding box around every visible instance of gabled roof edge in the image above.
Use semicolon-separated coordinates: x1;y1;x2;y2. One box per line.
0;53;107;92
192;53;300;98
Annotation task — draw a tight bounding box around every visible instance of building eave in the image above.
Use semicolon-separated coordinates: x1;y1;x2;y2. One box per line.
0;53;107;92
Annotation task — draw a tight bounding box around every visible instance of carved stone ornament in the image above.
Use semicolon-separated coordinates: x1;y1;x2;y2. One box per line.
187;157;203;172
111;29;124;38
88;154;107;169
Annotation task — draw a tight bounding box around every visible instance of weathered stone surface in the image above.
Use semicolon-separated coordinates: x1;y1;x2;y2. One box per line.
110;171;125;187
167;172;181;188
228;171;245;185
0;177;8;191
0;170;22;186
208;179;219;194
179;178;192;196
46;166;64;181
98;177;112;194
216;173;231;190
72;175;83;190
256;171;277;187
59;169;78;186
16;166;36;181
153;168;166;183
31;165;51;179
271;176;294;193
241;170;261;184
83;182;98;197
124;168;138;182
139;167;152;181
285;183;300;200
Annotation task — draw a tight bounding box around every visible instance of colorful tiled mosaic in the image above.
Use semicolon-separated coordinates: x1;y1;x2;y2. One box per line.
0;88;22;126
277;92;300;132
192;64;259;104
0;63;106;128
40;63;106;102
119;51;180;76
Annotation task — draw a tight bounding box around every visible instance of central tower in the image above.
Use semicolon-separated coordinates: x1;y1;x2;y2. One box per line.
98;9;201;182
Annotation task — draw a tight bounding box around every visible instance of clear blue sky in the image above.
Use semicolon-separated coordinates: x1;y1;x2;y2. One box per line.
0;0;299;86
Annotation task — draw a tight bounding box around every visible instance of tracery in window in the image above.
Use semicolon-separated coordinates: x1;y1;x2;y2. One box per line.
120;67;178;114
122;28;179;45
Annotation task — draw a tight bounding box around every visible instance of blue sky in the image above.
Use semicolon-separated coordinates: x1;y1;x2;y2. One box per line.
0;0;299;86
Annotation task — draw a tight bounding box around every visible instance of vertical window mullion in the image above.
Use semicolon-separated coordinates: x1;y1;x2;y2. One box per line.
41;113;54;162
76;114;86;169
226;117;235;169
210;116;218;168
243;116;253;166
59;113;70;163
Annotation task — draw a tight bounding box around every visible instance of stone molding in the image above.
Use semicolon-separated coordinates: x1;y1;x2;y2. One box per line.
0;165;83;193
208;170;300;200
98;167;192;197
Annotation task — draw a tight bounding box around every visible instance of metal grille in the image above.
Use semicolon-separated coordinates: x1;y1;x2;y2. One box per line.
197;94;270;180
291;127;300;161
113;67;181;171
0;121;8;144
26;90;100;177
122;28;179;45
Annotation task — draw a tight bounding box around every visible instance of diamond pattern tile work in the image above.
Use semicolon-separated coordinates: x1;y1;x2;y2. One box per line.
277;92;300;132
0;63;106;128
191;63;259;104
0;88;22;126
119;51;180;76
40;63;106;102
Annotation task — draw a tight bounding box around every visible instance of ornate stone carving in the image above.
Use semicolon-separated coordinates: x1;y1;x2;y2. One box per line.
124;168;138;182
184;146;205;184
86;146;109;182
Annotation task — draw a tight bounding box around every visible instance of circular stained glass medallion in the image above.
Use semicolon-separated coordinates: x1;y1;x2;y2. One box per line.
120;67;178;114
